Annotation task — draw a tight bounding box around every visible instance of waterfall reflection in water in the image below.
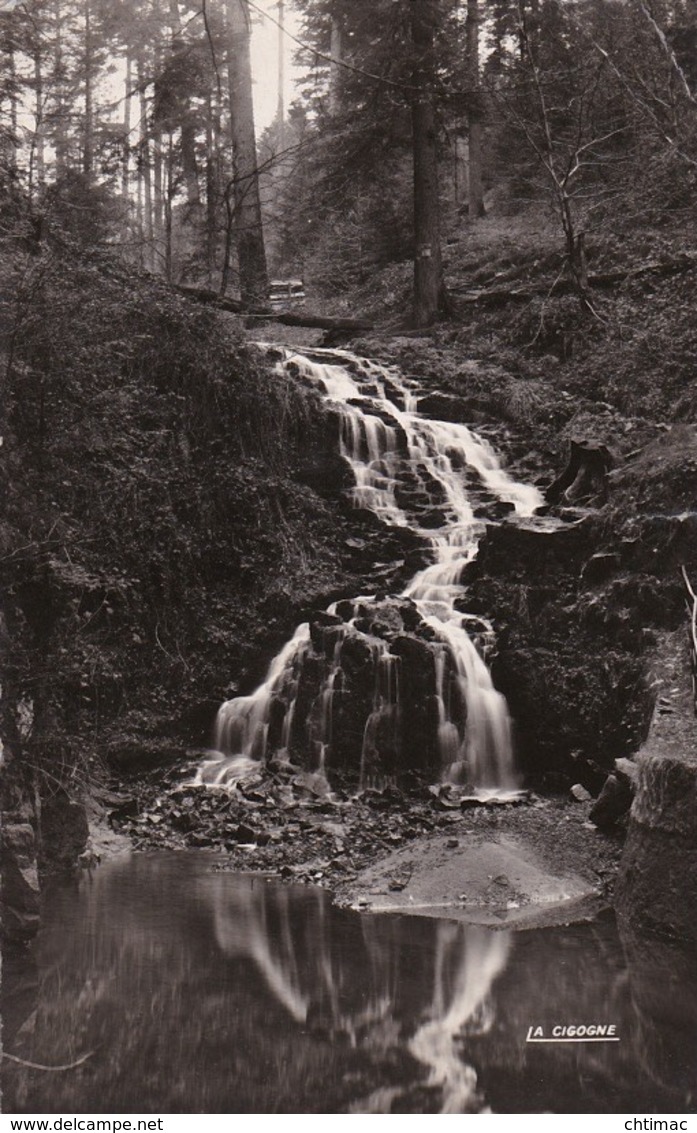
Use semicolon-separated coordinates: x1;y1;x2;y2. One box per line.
3;854;694;1115
199;348;544;794
206;869;509;1113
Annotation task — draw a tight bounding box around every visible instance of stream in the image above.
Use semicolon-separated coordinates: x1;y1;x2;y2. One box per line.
3;853;695;1114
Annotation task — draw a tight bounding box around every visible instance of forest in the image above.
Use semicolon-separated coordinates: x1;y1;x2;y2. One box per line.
2;0;697;1118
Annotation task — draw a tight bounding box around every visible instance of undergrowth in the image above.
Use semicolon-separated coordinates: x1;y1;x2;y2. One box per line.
1;248;355;798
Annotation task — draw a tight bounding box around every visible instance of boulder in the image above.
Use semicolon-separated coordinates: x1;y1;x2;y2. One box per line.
589;772;633;828
475;516;591;583
570;783;592;802
417;391;491;424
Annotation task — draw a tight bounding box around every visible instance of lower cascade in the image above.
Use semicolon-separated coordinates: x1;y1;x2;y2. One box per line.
199;348;543;796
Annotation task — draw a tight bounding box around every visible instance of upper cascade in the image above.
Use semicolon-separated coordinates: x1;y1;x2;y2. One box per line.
198;348;544;796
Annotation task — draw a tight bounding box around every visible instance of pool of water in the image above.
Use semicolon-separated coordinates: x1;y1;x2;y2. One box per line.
3;852;696;1114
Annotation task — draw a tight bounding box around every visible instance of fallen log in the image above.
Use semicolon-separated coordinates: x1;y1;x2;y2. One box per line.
175;285;374;333
449;252;697;306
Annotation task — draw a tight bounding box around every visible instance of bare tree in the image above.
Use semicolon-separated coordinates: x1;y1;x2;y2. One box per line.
498;1;627;304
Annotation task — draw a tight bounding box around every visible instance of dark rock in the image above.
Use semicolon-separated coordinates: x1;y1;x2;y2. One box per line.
418;391;492;424
39;791;89;875
0;823;40;944
309;611;344;652
109;797;139;821
475;516;591;583
189;831;216;847
230;823;258;843
334;599;356;622
492;645;653;783
474;500;516;521
419;508;451;529
581;551;621;586
170;810;194;832
106;737;181;772
294;409;354;497
589;772;633;829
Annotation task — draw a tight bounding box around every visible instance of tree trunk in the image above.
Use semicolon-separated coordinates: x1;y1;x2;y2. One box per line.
410;0;444;327
153;129;165;270
33;52;45;196
225;0;269;305
123;52;132;200
168;0;201;207
276;0;285;152
165;132;174;281
329;16;343;114
205;88;218;287
52;0;68;177
466;0;485;218
3;28;18;172
138;54;155;270
83;0;94;177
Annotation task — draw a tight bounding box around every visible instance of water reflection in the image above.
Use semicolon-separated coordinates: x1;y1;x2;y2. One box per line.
2;853;695;1114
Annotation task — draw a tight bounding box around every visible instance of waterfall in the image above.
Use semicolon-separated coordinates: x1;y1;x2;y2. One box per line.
198;348;543;796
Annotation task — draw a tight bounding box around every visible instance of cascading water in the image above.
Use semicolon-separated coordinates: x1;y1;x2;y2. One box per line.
198;347;543;796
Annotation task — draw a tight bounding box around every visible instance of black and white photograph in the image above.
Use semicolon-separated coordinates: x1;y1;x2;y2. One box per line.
1;0;696;1118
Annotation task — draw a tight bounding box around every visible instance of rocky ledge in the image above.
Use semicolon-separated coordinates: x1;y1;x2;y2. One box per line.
615;632;697;942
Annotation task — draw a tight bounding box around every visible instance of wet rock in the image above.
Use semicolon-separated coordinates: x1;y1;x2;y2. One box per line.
474;500;516;521
309;611;344;652
419;508;451;529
